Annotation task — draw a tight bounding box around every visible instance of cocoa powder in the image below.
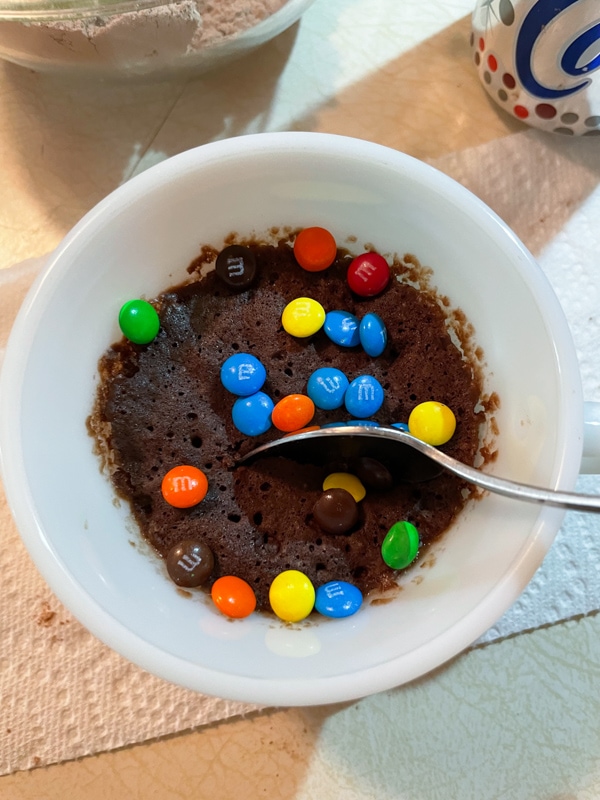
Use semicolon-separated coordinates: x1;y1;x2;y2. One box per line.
0;0;291;75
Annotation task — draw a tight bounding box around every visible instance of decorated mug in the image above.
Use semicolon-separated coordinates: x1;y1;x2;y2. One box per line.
472;0;600;135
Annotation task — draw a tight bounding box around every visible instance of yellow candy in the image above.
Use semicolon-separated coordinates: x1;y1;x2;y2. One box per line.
269;570;315;622
408;401;456;446
281;297;326;338
322;472;366;502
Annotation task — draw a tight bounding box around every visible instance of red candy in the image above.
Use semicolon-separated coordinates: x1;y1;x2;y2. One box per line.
347;252;390;297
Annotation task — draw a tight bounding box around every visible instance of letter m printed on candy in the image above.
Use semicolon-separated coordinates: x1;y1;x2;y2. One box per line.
226;255;245;278
178;552;202;572
319;375;342;393
355;262;376;281
357;383;375;401
237;363;255;381
171;475;194;493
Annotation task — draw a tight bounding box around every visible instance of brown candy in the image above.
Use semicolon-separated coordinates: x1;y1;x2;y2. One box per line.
351;456;393;490
166;539;214;587
313;488;359;535
215;245;257;290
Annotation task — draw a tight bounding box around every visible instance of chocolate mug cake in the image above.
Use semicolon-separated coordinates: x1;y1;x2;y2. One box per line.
88;229;488;619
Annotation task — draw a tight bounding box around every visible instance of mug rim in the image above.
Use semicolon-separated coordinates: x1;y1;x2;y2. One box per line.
0;132;584;705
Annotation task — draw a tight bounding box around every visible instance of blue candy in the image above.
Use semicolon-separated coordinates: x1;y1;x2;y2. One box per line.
344;375;384;418
315;580;363;618
359;312;387;357
306;367;349;410
232;391;274;436
349;419;380;427
221;353;267;396
324;310;360;347
321;421;348;428
392;422;409;432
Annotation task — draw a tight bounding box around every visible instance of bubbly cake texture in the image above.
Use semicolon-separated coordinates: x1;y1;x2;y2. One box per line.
88;234;488;611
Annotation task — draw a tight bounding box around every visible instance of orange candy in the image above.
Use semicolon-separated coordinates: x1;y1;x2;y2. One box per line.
271;394;315;432
211;576;257;618
293;227;337;272
161;465;208;508
284;425;320;437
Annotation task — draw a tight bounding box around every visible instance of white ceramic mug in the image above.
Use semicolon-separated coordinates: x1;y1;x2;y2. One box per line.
0;132;596;705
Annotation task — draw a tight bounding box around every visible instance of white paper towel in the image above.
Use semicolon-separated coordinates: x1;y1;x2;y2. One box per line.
0;257;262;777
431;129;600;644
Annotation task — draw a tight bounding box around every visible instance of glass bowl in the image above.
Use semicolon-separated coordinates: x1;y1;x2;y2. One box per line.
0;0;315;78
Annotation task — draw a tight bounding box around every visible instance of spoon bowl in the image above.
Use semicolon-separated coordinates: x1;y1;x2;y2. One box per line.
240;425;600;514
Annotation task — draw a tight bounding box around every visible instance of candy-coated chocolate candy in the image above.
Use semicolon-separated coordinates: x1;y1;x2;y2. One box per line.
284;425;320;438
322;472;366;502
351;420;380;427
232;391;274;436
408;401;456;446
344;374;384;418
166;539;214;587
352;456;393;490
215;244;257;290
347;252;390;297
282;297;326;337
211;575;257;618
269;570;315;622
381;521;420;569
321;421;348;428
323;310;360;347
293;227;337;272
359;312;387;356
307;367;349;410
118;299;160;344
391;422;409;432
161;465;208;508
315;581;363;618
313;488;359;535
271;394;315;432
220;353;267;396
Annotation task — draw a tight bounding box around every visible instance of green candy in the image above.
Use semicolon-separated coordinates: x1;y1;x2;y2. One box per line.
119;299;160;344
381;520;419;570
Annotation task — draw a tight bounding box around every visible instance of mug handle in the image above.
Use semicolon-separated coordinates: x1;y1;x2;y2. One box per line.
581;401;600;475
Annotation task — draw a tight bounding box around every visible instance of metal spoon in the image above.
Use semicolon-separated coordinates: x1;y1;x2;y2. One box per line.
238;424;600;514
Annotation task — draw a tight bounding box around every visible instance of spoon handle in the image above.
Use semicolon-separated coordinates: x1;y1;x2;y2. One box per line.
366;427;600;514
418;441;600;513
240;426;600;514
